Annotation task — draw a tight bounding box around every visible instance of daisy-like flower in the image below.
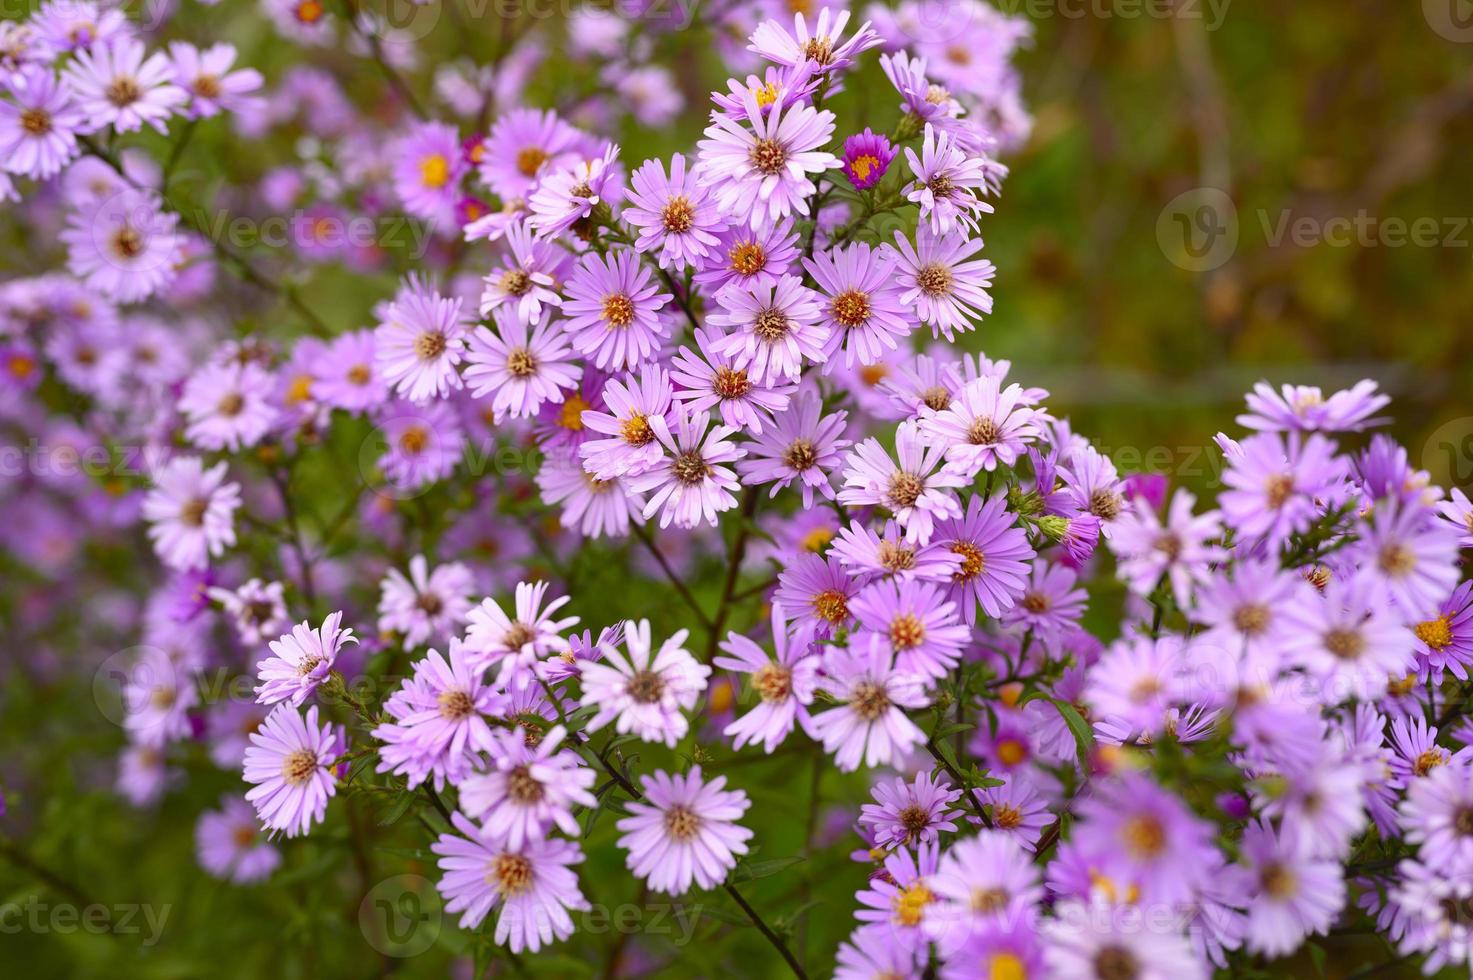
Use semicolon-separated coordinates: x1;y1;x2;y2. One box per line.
463;580;579;684
195;796;281;884
536;450;642;539
831;518;959;584
374;640;504;790
1354;499;1460;622
622;153;726;270
578;367;673;480
377;555;475;649
852;578;970;680
1109;489;1226;610
121;647;196;747
179;360;278;452
709;62;820;121
391;120;468;231
560;247;671;371
669;326;796;435
1437;487;1473;548
836;925;924;980
697;92;838;231
803;242;911;367
714;604;820;752
1086;635;1188;738
747;9;881;76
1400;760;1473;873
1073;774;1218;906
527;142;622;237
1413;581;1473;680
581;620;710;746
1000;562;1088;644
463;309;581;423
1219;432;1345;551
1389;859;1473;974
29;0;129;58
61;187;180;303
313;329;385;413
890;224;995;341
928;831;1042;943
932;493;1035;624
263;0;334;45
1388;714;1452;784
166;42;262;118
242;704;342;838
374;399;466;491
860;771;961;848
694;218;801;293
478;220;567;325
905;124;995;235
1237;379;1389;434
840;128;897;191
460;725;596;850
255;611;358;707
61;37;186;133
774;552;860;636
625;405;746;530
880;52;962;133
374;276;468;403
977;777;1053;848
812;635;930;771
480;108;584;201
919;375;1041;477
0;67;84;180
707;274;829;385
1043;898;1207;980
737;390;850;507
1280;573;1416;701
432;814;590;951
615;766;753;894
1238;820;1346;957
839;419;966;544
208;578;288;647
853;841;942;956
143;456;240;571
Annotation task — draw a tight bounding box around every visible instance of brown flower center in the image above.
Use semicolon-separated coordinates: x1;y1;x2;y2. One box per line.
506;347;537;377
602;293;635;327
814;589;848;624
437;689;473;720
664;804;701;840
672;450;709;485
967;417;1000;445
106;76;142;108
1233;603;1270;635
20;108;50;135
753;663;792;702
782;439;817;471
490;853;533;895
627;669;665;703
179;498;208;527
111;226;144;259
621;413;653;446
414;331;446;360
729;241;766;276
506;765;544;803
1324;628;1365;660
916;263;952;297
281;749;317;785
753;308;790;341
661;196;695;233
853;680;890;720
830;289;871;328
1092;945;1140;980
888;472;924;508
714;367;752;399
749;137;787;176
498;268;532;296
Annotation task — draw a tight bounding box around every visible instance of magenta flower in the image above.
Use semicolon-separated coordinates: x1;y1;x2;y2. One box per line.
625;405;745;530
373;639;505;790
615;766;753;894
840;128;896;191
392;120;468;231
812;636;930;771
852;577;970;680
255;611;358;707
580;619;710;746
0;67;83;179
560;247;672;371
527;142;622;237
313;329;385;413
694;217;801;293
578;367;674;480
480;108;585;201
859;771;961;848
242;703;342;838
478;220;568;325
774;551;861;636
934;493;1035;624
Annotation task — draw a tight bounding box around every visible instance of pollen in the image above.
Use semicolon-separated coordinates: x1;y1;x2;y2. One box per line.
852;681;891;720
20;108;50;135
950;541;985;581
437;689;474;720
751;81;780;107
848;154;880;183
995;737;1027;767
748;137;788;176
398;425;429;454
628;669;666;703
419;153;451;189
602;292;636;327
967;417;1001;445
661;195;695;233
558;394;590;431
753;663;792;702
111;226;144;260
414;331;447;360
294;0;324;22
490;853;533;895
506;347;538;377
889;613;925;650
506;765;545;804
753;308;790;341
621;413;653;446
1122;815;1166;859
105;76;142;108
498;268;532;296
672;450;710;485
782;438;818;471
888;472;924;508
830;289;871;328
814;589;849;624
515;146;548;178
915;263;952;297
1416;615;1454;651
892;882;933;927
663;805;701;841
729;241;766;276
280;749;317;785
713;367;753;399
800;526;834;552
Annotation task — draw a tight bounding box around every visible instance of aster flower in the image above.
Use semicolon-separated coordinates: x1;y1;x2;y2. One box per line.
1237;379;1389;433
714;603;820;752
831;518;959;584
624;405;745;530
463;580;578;685
1058;444;1128;535
774;552;860;636
536;449;642;539
1109;489;1225;610
392;120;468;231
622;153;726;270
905;124;995;234
836;925;924;980
840;128;897;191
242;703;342;838
880;52;963;132
122;646;196;747
707;274;829;385
61;187;181;303
578;367;673;480
208;578;287;647
1401;760;1473;874
1190;557;1302;676
374;399;466;491
1086;635;1188;738
1389;859;1473;972
180;360;278;452
1043;898;1207;980
432;813;589;952
812;635;930;771
852;577;969;680
736;389;849;507
839;419;966;544
616;766;753;895
459;725;596;850
803;242;912;367
143;456;240;571
255;611;357;707
313;329;385;413
1000;561;1087;644
853;841;942;956
694;217;801;293
747;9;881;76
480;107;584;201
1219;432;1345;550
919;375;1041;477
526;142;622;237
1280;573;1416;701
167;42;262;118
697;92;838;231
860;771;961;849
0;67;84;180
709;63;820;121
559;247;671;371
1436;487;1473;548
1075;774;1218;906
463;308;581;423
890;224;995;341
61;37;186;133
580;619;711;747
374;276;468;403
30;0;130;58
263;0;334;45
377;555;475;649
1239;820;1346;957
1353;499;1460;622
1413;581;1473;680
669;326;796;435
478;220;568;325
933;493;1035;624
373;640;504;790
195;795;281;884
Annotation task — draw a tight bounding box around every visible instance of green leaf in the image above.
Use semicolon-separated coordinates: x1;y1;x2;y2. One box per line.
1048;698;1095;767
732;855;805;882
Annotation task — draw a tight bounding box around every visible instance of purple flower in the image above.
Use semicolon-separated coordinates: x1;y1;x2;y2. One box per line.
374;276;468;403
1108;489;1225;609
698;94;838;231
933;493;1035;624
929;831;1042;942
839;419;966;545
464;580;579;685
242;703;342;838
208;578;288;647
180;360;278;452
1353;499;1460;622
313;329;385;413
61;187;181;303
143;456;240;571
255;611;357;707
853;841;941;957
852;577;970;680
377;555;475;649
669;326;796;435
841;128;896;190
167;42;262;119
1074;774;1219;906
708;274;829;385
890;224;995;341
432;813;589;951
478;220;568;325
578;367;673;480
736;389;850;507
694;217;801;293
392;120;467;232
527;142;622;238
1001;561;1087;644
480;108;584;201
0;67;84;179
622;153;727;270
1413;580;1473;680
560;247;672;371
1086;635;1188;738
714;603;820;752
1237;379;1389;433
804;241;912;367
1401;760;1473;875
747;9;881;76
625;405;746;530
580;619;710;746
812;635;930;771
61;37;186;133
463;309;581;423
1043;898;1206;980
1239;820;1345;957
373;640;504;790
195;795;280;884
830;518;960;584
1280;572;1416;700
122;646;196;747
616;766;753;894
536;448;643;539
774;551;860;636
374;399;466;490
460;725;596;849
905;124;995;235
859;771;960;848
1436;487;1473;548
